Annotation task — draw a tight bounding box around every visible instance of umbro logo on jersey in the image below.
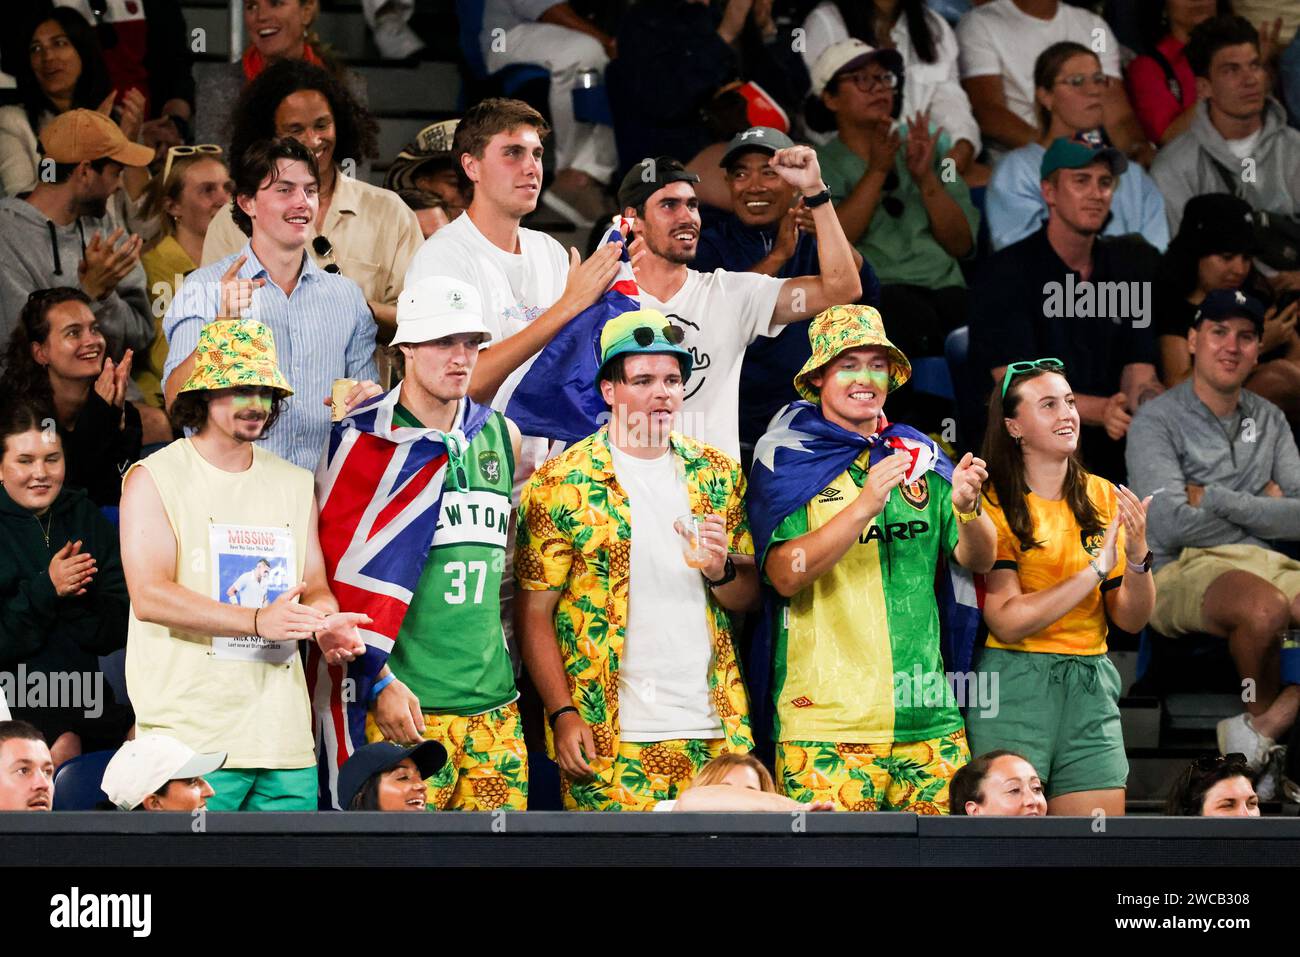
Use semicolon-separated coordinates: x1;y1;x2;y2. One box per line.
817;487;843;503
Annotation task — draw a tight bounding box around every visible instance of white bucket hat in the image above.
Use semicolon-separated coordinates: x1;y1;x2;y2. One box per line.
391;276;493;346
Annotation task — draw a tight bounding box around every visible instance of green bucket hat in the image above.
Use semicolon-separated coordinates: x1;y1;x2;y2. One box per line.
596;309;693;383
179;319;294;397
793;305;910;402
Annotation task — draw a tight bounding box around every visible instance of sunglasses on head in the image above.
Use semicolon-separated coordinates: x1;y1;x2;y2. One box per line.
1196;753;1249;771
630;324;685;347
312;235;341;274
1000;357;1065;399
161;144;223;184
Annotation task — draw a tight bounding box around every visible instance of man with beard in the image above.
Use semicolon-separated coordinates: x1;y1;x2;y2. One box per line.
0;109;153;364
619;149;861;460
121;316;368;811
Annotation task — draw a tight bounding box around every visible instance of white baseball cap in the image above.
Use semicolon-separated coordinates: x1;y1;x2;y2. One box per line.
101;735;227;810
811;38;904;96
391;276;493;347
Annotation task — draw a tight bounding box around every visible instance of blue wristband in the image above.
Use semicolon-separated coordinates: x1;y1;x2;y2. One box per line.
369;673;396;705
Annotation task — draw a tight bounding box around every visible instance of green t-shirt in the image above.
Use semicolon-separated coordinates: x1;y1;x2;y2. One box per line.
767;452;963;744
816;131;979;289
385;403;518;716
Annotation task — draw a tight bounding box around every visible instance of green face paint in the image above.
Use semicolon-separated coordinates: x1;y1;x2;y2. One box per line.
231;393;272;413
834;366;889;394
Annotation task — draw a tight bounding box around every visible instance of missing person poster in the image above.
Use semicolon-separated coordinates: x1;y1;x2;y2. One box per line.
209;523;297;664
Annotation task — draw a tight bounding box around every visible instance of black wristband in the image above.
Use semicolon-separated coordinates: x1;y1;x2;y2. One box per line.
803;187;833;209
548;706;579;730
704;556;737;588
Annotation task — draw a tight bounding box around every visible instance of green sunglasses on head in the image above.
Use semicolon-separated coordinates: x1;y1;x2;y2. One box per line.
1001;357;1065;399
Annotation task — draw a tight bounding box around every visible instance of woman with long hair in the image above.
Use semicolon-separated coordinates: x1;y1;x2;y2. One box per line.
1126;0;1235;146
799;0;983;180
201;59;419;345
986;41;1170;251
966;359;1155;816
1;288;142;507
137;148;232;407
0;396;132;767
1153;193;1300;426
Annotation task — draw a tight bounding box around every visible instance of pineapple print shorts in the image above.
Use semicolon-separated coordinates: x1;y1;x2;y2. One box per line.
563;738;728;811
366;701;528;811
776;728;970;813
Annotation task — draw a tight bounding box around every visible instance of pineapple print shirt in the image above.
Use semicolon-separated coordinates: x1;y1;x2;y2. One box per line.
516;428;755;768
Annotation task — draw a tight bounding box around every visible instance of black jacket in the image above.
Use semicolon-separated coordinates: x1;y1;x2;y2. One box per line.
59;392;142;508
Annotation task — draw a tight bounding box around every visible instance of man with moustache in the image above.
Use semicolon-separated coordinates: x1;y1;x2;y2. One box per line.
619;148;861;461
162;138;380;472
121;313;368;811
319;276;529;811
1128;289;1300;795
516;310;758;810
693;125;882;460
970;132;1163;480
0;721;53;811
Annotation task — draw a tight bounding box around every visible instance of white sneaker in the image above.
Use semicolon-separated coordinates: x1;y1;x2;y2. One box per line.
373;20;425;60
1255;745;1286;802
1216;713;1276;769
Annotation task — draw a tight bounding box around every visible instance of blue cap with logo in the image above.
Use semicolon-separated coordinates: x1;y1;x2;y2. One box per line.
1194;288;1266;334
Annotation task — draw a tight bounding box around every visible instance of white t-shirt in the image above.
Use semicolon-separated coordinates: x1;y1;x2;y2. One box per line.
957;0;1121;138
228;570;270;608
1226;128;1263;161
609;444;721;742
640;268;785;460
404;212;570;483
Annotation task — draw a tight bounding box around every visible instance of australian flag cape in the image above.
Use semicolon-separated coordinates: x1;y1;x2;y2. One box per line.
745;401;983;746
505;218;638;444
307;385;493;808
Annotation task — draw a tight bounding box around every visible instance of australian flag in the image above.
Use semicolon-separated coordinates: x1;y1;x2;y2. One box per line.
745;401;983;745
308;386;493;808
504;218;638;444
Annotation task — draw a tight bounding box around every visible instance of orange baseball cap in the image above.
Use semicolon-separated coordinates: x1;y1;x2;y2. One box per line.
38;109;154;168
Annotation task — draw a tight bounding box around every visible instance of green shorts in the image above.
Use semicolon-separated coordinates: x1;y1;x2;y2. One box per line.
963;647;1128;799
204;767;316;811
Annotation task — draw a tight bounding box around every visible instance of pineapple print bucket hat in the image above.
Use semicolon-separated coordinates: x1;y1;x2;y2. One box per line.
793;304;911;403
179;318;294;397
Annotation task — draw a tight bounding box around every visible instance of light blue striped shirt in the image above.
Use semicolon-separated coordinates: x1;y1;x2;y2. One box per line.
163;242;379;471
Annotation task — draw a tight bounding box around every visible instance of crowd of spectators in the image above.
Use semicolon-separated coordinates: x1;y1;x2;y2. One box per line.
0;0;1299;818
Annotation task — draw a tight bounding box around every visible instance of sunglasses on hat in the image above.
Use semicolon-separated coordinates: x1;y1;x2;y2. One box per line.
630;324;685;347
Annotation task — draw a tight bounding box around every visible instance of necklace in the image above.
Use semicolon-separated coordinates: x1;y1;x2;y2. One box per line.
35;510;52;548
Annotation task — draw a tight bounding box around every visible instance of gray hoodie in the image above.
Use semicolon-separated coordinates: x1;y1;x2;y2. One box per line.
0;197;153;361
1125;378;1300;570
1150;97;1300;236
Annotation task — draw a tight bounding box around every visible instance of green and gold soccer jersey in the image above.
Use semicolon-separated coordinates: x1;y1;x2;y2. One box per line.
768;449;963;745
386;403;518;716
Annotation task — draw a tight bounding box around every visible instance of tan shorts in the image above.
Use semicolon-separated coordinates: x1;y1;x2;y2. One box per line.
1152;544;1300;637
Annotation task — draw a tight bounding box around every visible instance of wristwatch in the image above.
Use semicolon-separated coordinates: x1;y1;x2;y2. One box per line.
953;499;982;524
1129;550;1154;574
704;556;737;588
803;186;833;209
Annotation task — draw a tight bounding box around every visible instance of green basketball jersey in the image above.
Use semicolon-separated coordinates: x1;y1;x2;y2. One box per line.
386;403;518;715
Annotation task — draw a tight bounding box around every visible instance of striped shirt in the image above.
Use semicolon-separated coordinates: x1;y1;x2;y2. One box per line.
163;242;379;471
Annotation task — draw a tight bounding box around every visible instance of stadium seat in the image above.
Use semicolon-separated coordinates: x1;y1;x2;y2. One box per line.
454;0;550;100
52;750;115;811
910;356;954;401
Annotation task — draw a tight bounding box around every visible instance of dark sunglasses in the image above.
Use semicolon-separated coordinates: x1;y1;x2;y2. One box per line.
312;235;341;274
1000;357;1065;398
1196;753;1248;771
631;324;685;347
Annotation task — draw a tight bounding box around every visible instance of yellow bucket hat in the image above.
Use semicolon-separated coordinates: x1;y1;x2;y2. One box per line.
793;304;911;403
179;319;294;397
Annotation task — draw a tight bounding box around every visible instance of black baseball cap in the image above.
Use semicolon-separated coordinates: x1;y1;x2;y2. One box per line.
1176;193;1256;257
338;741;448;810
1194;288;1266;334
617;156;701;212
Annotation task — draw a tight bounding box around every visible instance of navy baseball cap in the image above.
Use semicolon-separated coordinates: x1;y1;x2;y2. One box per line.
1194;288;1266;334
1040;129;1128;180
338;741;448;810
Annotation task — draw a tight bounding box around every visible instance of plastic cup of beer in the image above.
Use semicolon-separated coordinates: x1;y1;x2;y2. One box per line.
331;378;359;422
676;513;709;569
